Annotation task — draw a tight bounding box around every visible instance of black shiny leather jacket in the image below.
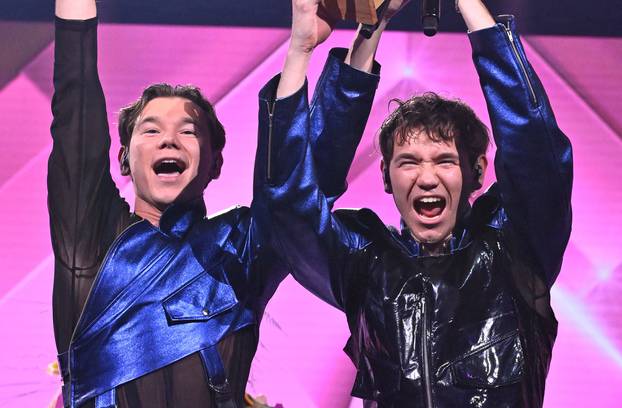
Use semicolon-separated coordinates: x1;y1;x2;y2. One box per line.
337;197;558;407
261;16;572;408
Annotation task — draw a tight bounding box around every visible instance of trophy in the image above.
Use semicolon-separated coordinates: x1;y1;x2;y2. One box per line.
320;0;389;38
320;0;387;25
320;0;441;37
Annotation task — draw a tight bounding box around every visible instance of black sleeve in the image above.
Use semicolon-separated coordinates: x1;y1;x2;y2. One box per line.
469;20;572;288
48;17;129;352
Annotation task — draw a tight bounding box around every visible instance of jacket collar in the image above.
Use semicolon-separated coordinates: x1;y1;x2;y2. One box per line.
159;198;207;239
398;223;471;257
398;205;473;257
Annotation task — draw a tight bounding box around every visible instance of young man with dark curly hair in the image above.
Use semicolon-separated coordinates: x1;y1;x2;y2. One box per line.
263;0;573;406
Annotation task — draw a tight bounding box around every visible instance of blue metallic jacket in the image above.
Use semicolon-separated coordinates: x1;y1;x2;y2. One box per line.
50;17;380;407
261;17;573;407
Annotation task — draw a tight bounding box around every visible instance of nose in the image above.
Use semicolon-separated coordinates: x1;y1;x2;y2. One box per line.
157;131;181;149
417;163;439;190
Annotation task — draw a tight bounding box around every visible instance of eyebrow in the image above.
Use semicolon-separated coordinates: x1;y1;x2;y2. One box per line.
179;117;198;127
393;153;420;162
136;116;161;127
435;152;460;160
136;116;198;127
392;152;459;162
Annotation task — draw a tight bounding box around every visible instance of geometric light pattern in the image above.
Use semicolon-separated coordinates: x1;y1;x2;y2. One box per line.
0;25;621;407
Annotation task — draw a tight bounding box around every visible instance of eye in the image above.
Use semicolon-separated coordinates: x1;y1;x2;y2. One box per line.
180;129;197;136
438;158;459;166
143;128;159;135
397;160;418;168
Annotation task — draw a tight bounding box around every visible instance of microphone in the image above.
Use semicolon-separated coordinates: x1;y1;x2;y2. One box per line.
421;0;441;37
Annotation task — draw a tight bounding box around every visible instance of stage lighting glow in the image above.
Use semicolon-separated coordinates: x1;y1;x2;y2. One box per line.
597;265;613;281
552;286;622;368
2;26;622;407
402;65;414;78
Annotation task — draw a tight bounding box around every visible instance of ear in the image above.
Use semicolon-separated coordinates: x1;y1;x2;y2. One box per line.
209;151;223;181
380;159;392;194
118;146;131;176
472;154;488;190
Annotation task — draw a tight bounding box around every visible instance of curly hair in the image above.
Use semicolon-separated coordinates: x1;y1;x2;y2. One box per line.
378;92;489;168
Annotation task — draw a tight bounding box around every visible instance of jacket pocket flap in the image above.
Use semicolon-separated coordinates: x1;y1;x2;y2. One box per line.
450;331;524;388
163;267;237;322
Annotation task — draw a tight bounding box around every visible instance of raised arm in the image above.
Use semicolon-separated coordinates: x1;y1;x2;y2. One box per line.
253;1;407;308
277;0;407;97
256;73;369;310
279;1;408;200
55;0;96;19
49;0;129;351
460;0;573;286
308;16;389;200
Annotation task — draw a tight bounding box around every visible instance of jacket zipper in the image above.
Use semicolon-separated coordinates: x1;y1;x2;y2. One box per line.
421;290;433;408
266;100;275;182
503;22;537;106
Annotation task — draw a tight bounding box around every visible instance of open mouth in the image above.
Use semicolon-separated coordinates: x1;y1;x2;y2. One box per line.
413;196;446;219
153;159;187;177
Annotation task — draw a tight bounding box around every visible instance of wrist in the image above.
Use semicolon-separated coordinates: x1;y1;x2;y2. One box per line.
287;33;315;54
354;19;387;43
457;0;484;12
457;0;495;31
376;18;390;32
286;43;315;61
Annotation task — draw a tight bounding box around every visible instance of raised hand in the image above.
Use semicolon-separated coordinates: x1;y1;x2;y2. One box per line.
277;0;339;98
346;0;411;72
290;0;338;54
381;0;412;23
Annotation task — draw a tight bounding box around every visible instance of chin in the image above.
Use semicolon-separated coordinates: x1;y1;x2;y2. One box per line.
415;233;442;244
151;192;181;208
412;227;451;244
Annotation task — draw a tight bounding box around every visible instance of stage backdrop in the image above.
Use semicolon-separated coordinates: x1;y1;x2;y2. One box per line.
0;23;621;407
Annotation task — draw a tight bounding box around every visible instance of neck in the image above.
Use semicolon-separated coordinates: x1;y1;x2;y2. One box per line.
419;237;452;256
134;199;164;227
410;233;453;256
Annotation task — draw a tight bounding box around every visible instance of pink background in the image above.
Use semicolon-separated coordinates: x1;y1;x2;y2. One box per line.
0;25;621;407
